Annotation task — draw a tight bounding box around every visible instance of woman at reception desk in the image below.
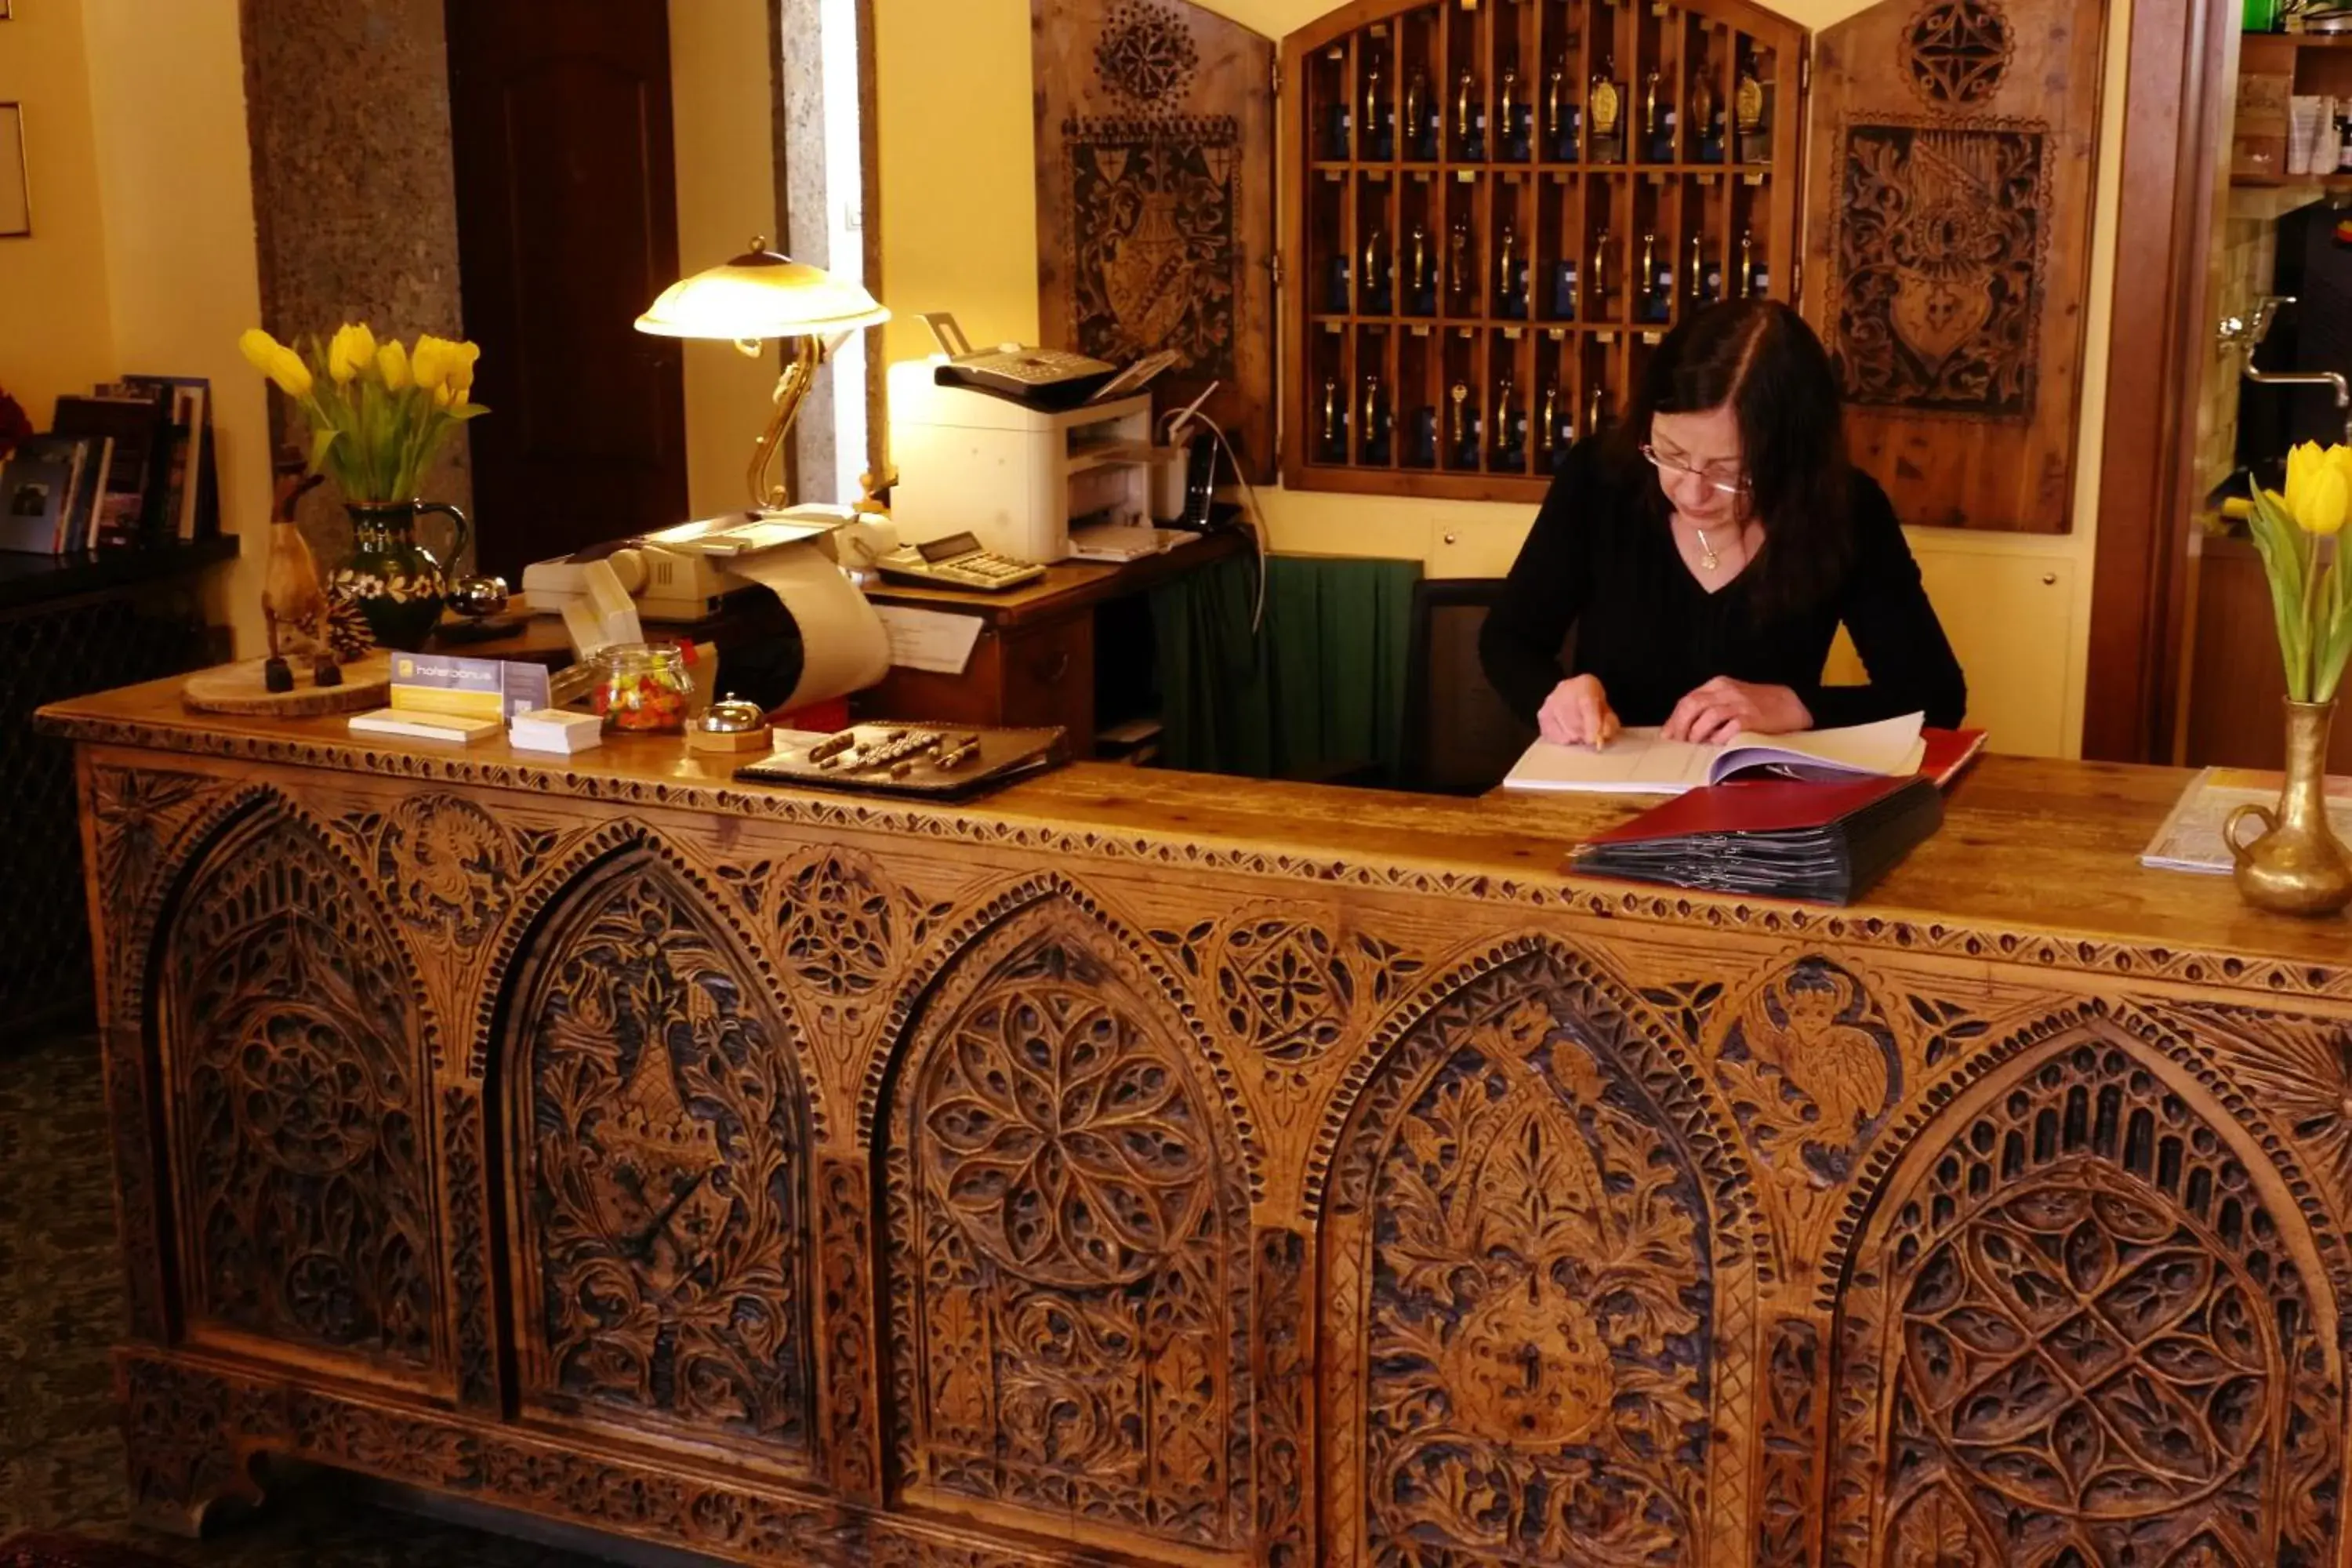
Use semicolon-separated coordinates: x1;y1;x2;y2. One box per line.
1482;300;1969;747
32;314;2352;1563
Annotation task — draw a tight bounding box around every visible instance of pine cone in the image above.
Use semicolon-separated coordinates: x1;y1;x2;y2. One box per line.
326;595;376;661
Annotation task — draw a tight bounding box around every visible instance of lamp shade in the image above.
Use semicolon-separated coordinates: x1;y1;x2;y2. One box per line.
633;238;888;341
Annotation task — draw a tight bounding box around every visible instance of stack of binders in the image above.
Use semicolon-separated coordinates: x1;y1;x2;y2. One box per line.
1569;774;1945;905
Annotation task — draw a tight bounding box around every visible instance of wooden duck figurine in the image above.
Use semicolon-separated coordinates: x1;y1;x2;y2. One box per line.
262;460;330;689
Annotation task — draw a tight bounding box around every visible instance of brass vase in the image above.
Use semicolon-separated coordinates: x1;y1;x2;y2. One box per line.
2227;698;2352;916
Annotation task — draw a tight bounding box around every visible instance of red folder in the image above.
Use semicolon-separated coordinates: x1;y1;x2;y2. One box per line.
1582;774;1917;848
1919;728;1987;789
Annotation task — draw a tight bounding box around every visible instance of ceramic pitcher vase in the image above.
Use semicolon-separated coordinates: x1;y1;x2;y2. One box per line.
2227;697;2352;916
332;500;471;652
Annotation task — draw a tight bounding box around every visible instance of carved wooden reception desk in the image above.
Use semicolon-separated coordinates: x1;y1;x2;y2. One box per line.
40;679;2352;1568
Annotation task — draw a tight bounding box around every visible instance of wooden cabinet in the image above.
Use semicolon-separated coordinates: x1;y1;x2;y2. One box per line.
852;531;1247;750
1281;0;1806;501
44;678;2352;1568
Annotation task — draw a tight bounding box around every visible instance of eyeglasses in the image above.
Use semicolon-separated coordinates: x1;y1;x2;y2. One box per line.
1640;442;1749;498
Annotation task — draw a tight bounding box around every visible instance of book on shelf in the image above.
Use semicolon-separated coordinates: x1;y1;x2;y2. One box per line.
53;387;170;546
0;452;74;555
1503;711;1985;796
118;375;217;542
0;434;106;554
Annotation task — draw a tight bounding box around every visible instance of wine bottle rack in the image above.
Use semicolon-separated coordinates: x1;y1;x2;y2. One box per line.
1279;0;1806;502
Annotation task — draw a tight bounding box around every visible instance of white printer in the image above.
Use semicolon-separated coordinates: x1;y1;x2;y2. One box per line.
886;357;1160;564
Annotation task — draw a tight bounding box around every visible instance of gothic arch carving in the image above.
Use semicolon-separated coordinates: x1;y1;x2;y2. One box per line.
1316;936;1755;1566
499;844;819;1466
855;869;1267;1198
879;890;1256;1552
473;822;834;1138
1824;1017;2345;1568
156;793;444;1379
100;773;281;1033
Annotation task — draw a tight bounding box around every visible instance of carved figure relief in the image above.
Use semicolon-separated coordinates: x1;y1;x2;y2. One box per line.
1709;957;1903;1276
1336;947;1718;1566
1832;1033;2343;1568
163;804;437;1372
1903;0;2015;107
1833;122;2047;417
887;898;1250;1551
510;852;815;1457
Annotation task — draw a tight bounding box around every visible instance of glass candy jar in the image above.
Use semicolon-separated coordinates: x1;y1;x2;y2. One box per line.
593;641;693;732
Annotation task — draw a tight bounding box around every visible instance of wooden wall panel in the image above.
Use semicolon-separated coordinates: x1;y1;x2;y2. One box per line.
1033;0;1276;479
1799;0;2110;532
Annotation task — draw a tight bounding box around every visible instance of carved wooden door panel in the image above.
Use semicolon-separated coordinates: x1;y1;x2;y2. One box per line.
1317;939;1759;1566
158;799;443;1385
1798;0;2108;532
1033;0;1276;480
883;894;1257;1556
1826;1018;2345;1567
503;848;818;1469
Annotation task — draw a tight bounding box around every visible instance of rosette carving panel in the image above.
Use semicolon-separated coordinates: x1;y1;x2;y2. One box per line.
887;898;1250;1552
162;803;438;1374
1833;1034;2343;1568
508;852;815;1459
1334;946;1717;1567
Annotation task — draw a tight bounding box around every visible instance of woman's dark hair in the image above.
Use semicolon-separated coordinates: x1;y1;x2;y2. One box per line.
1612;299;1853;618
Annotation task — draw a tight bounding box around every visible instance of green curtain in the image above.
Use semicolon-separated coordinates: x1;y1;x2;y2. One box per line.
1150;550;1421;782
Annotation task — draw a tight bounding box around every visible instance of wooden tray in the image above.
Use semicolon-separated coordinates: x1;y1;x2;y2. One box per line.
180;654;394;717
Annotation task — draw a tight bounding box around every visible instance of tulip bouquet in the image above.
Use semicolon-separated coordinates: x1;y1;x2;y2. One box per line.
2247;440;2352;703
238;323;487;503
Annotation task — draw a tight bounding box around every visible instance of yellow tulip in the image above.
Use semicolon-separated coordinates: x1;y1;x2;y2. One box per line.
326;322;378;385
445;339;481;400
238;327;313;398
2286;440;2352;536
411;333;452;393
376;339;412;391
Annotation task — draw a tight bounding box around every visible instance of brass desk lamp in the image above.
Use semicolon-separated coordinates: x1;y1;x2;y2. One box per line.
633;236;890;513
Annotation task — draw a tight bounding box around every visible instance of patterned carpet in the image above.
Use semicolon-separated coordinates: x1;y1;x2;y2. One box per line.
0;1032;661;1566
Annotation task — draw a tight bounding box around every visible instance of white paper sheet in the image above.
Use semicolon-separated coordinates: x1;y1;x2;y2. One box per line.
872;604;985;675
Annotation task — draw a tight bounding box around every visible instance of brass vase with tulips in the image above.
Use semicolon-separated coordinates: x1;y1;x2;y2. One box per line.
2234;440;2352;916
239;322;488;652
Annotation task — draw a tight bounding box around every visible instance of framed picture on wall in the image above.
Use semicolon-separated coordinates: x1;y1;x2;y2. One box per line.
0;105;24;238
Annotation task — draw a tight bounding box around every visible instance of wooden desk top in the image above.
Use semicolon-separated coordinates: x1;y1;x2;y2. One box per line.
860;528;1247;628
37;673;2352;996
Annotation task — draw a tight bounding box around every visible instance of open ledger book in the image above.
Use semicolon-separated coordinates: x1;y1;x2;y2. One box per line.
1504;712;1939;795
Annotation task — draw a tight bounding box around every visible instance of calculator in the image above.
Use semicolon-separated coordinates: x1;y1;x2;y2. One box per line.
875;532;1049;591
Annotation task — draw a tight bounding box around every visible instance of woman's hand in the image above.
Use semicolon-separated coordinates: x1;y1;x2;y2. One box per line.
1538;674;1621;747
1664;677;1812;743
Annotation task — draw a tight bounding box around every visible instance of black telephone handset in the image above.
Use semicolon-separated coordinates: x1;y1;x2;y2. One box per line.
1178;431;1221;531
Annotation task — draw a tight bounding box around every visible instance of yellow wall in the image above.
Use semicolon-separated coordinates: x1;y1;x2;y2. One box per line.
873;0;2125;757
0;0;116;425
0;0;268;653
670;0;783;520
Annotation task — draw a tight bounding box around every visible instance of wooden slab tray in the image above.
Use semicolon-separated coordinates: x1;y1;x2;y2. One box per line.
180;653;394;717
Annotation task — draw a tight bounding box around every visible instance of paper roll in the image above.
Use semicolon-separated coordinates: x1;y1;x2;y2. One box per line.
724;540;891;710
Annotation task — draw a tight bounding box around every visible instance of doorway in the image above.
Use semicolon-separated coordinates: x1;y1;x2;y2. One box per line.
445;0;691;582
